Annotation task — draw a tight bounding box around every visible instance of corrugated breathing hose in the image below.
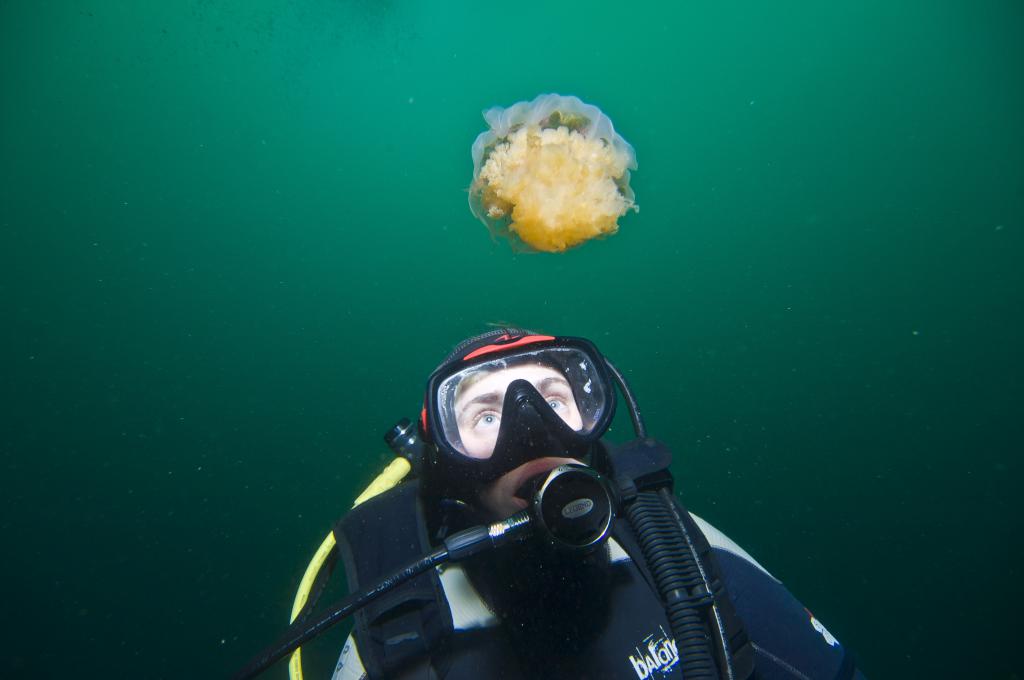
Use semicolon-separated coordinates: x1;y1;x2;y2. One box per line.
624;488;720;679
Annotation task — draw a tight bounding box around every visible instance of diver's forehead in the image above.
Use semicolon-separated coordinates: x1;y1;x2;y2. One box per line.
455;364;566;406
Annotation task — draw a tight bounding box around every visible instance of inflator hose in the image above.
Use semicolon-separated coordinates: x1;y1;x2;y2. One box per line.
234;510;533;680
233;548;448;680
624;489;722;680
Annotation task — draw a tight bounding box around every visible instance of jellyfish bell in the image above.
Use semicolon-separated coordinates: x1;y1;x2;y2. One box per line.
469;94;638;253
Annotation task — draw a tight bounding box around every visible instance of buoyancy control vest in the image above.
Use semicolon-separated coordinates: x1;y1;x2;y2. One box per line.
333;477;753;680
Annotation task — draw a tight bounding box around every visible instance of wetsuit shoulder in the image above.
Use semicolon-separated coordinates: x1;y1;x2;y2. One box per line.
693;515;864;680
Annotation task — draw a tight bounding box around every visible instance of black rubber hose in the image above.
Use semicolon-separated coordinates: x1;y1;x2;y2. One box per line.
605;359;646;438
624;490;720;679
232;548;449;680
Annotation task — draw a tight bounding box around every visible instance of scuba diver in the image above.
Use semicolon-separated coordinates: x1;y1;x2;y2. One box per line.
236;330;864;680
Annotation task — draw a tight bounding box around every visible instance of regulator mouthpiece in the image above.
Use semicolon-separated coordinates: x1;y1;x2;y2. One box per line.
531;464;615;551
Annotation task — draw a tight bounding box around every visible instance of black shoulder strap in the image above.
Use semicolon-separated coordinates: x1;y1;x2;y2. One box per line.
333;481;454;680
675;500;757;680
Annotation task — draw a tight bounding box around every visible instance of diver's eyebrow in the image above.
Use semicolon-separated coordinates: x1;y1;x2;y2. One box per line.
456;392;502;412
537;376;571;391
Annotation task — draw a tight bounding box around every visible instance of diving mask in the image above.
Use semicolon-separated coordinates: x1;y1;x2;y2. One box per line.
422;333;616;493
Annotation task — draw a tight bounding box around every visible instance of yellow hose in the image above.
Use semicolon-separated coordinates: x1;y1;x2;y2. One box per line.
288;457;413;680
352;457;413;507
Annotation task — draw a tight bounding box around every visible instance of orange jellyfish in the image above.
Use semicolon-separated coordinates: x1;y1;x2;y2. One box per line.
469;94;638;253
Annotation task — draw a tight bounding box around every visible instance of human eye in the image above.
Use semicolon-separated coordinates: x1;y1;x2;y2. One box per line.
544;384;573;408
472;410;501;432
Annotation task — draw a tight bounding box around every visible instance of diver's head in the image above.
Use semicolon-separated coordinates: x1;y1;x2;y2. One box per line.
421;329;616;519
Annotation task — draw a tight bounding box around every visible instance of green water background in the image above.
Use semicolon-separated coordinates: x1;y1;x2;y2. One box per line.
2;1;1021;677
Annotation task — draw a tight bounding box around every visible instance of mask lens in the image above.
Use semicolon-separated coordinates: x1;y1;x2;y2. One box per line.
436;348;609;460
